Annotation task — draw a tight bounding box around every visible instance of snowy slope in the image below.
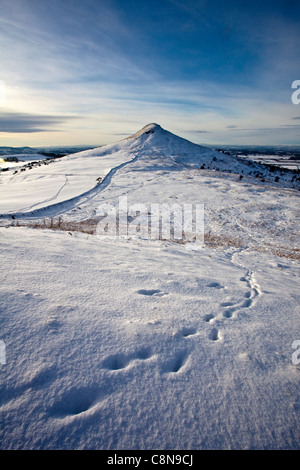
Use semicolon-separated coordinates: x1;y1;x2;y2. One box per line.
0;123;298;217
0;124;299;450
0;227;299;450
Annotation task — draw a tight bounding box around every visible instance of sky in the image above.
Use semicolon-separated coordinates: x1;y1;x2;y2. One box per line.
0;0;300;147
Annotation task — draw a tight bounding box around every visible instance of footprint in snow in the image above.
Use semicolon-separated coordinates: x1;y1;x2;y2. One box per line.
222;271;261;319
49;385;100;418
163;350;189;374
209;328;222;342
102;348;152;371
179;327;198;338
220;301;235;307
45;314;61;332
137;289;168;297
204;313;215;323
207;282;225;289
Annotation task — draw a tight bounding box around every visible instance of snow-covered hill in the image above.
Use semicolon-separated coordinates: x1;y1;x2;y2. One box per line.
0;123;299;217
1;123;299;259
0;124;299;450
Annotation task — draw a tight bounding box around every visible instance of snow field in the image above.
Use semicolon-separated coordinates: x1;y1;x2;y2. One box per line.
0;227;299;449
0;124;299;449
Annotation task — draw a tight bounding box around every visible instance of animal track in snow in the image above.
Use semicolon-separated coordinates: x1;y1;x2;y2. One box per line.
222;270;261;319
209;328;222;341
45;314;61;332
207;282;224;289
137;289;168;297
102;348;152;371
220;301;234;307
163;350;189;373
50;386;99;418
179;327;198;337
204;314;215;323
50;349;153;419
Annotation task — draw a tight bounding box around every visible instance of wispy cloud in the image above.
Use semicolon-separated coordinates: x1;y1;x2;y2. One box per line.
0;110;79;133
185;130;212;134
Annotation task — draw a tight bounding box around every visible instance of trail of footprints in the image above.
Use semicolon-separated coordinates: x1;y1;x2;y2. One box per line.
133;272;261;373
48;272;261;419
221;270;261;319
102;327;197;376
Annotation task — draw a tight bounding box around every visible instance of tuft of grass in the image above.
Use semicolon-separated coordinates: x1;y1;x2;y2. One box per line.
7;217;300;260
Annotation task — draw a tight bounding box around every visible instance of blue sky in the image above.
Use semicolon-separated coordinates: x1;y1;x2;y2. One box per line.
0;0;300;146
